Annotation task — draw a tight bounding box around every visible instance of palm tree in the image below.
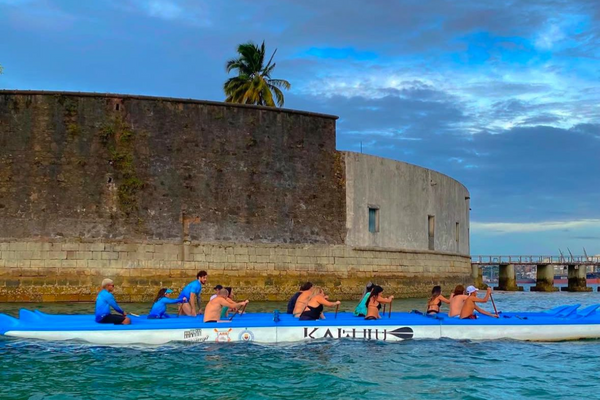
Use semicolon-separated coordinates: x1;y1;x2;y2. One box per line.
224;41;290;107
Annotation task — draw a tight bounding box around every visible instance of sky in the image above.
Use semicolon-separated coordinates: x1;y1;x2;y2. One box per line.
0;0;598;255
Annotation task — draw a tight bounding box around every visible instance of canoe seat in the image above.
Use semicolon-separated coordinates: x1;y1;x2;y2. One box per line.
555;304;581;318
577;304;600;318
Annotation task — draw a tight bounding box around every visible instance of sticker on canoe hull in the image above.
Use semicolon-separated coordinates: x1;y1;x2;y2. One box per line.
214;328;233;342
303;327;414;341
238;330;255;342
183;329;209;342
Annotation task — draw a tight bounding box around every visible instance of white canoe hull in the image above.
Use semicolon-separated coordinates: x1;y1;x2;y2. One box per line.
5;323;600;345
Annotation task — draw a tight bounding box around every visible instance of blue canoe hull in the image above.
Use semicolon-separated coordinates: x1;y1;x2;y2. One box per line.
2;304;600;344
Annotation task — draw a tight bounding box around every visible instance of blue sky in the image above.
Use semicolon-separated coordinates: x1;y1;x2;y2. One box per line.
1;0;598;255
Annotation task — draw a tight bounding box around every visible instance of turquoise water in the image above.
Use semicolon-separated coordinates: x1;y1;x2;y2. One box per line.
1;291;600;400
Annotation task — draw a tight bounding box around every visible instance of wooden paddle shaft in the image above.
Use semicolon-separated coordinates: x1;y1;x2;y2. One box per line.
334;304;339;319
229;302;248;321
490;293;499;316
388;301;393;318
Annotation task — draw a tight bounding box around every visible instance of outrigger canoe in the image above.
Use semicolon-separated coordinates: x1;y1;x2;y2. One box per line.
1;304;600;345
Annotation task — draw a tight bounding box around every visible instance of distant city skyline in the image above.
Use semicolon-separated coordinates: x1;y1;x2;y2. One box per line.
1;0;598;254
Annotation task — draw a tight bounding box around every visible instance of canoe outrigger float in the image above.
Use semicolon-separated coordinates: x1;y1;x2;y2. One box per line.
1;304;600;345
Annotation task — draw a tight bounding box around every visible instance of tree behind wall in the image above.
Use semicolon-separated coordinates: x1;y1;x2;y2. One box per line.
223;41;290;107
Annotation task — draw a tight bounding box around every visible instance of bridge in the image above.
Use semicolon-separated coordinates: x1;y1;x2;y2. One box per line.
471;255;600;292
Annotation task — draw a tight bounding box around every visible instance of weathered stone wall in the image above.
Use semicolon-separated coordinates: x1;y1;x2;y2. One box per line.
0;91;473;302
0;240;471;302
0;91;345;244
345;152;470;254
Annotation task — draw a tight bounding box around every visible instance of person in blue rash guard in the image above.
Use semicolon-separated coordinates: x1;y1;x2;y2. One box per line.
178;270;208;317
148;288;187;319
95;278;130;325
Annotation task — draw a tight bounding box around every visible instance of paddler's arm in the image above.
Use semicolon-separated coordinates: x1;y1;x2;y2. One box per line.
377;295;394;304
164;297;186;305
439;295;451;304
474;304;498;318
474;288;492;303
107;293;125;315
318;297;341;307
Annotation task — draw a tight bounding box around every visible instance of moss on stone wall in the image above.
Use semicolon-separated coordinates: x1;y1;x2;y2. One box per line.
99;116;143;215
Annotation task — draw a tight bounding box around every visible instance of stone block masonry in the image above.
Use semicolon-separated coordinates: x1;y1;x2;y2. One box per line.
0;240;471;302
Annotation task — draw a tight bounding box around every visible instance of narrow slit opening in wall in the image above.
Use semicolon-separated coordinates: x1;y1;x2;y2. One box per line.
115;104;120;111
428;215;435;250
455;222;460;249
369;207;379;233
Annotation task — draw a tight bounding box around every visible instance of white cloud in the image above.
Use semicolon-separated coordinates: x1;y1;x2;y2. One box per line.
535;24;566;50
471;219;600;234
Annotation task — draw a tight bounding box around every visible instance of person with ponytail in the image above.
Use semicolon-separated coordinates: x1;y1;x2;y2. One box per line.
148;288;187;319
426;285;450;314
365;286;394;320
354;282;375;317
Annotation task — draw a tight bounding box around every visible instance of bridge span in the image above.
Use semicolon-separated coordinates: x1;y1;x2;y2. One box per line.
471;255;600;292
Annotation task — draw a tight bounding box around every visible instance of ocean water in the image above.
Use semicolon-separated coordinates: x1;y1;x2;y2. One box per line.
1;291;600;400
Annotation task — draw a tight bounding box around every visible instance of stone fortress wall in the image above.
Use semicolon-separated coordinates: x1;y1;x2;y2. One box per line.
0;91;471;302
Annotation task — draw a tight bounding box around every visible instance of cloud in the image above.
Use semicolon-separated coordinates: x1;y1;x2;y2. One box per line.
471;219;600;234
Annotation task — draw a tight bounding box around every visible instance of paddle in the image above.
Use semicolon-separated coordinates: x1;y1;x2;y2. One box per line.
334;304;339;319
383;304;386;315
490;293;499;317
388;300;393;318
229;302;248;321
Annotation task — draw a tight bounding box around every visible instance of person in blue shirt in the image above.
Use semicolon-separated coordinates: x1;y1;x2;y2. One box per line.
95;278;130;325
148;288;187;319
178;270;208;317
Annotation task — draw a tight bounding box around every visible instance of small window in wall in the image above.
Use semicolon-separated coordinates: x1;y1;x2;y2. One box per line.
428;215;435;250
368;207;379;233
455;222;460;250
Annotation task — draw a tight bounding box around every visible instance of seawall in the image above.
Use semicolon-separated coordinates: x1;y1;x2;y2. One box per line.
0;240;470;301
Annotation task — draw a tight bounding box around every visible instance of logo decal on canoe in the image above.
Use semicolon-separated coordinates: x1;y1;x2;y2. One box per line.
238;330;254;342
214;328;233;342
303;327;414;341
183;329;208;342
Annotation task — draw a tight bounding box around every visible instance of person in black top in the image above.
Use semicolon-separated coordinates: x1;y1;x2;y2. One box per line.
287;282;313;314
298;286;341;321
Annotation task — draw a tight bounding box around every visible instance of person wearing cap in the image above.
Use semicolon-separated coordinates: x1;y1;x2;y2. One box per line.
460;286;497;319
148;288;188;319
178;270;208;317
95;278;130;325
210;285;223;301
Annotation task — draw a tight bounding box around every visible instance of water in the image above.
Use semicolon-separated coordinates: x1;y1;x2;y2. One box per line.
2;292;600;400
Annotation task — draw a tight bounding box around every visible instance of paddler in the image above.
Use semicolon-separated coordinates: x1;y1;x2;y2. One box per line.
364;285;393;320
148;288;187;319
298;286;341;321
448;285;468;317
354;282;375;317
460;286;498;319
287;282;313;314
203;289;249;323
95;278;130;325
178;271;208;317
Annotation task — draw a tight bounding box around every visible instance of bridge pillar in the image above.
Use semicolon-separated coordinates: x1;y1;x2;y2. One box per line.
497;264;522;291
531;264;557;292
561;265;591;292
471;264;484;289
